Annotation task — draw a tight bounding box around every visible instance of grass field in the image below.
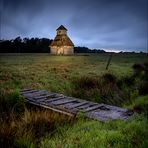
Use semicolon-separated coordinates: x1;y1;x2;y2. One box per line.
0;53;147;93
0;53;148;147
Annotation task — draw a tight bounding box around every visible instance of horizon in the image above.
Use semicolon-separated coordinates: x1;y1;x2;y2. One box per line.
0;36;147;53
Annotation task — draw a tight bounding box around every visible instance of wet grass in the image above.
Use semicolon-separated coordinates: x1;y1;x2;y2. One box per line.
40;115;148;148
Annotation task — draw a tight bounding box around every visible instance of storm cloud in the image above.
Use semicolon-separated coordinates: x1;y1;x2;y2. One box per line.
0;0;147;52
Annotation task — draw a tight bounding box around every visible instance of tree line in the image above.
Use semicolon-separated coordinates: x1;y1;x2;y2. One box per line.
0;37;106;53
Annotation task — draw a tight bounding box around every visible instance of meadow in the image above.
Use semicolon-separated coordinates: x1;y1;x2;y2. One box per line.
0;53;148;147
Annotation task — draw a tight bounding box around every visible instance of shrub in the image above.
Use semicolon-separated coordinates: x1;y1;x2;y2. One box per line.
117;75;135;88
10;91;24;115
143;62;148;74
132;63;144;76
71;74;128;106
71;76;101;102
130;90;139;100
138;81;148;95
132;96;148;115
101;73;117;84
73;76;100;89
0;89;25;117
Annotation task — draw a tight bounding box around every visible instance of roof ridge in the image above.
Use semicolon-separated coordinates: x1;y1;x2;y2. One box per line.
56;25;67;31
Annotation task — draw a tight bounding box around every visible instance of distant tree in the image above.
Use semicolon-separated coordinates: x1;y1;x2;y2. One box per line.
74;46;105;53
13;36;22;52
0;37;104;53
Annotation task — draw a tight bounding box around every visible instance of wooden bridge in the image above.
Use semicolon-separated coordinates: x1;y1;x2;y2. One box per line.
21;89;134;121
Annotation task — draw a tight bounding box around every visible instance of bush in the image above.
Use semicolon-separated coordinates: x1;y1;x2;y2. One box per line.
11;91;24;114
131;96;148;115
102;73;117;84
0;90;25;117
143;62;148;75
73;76;100;89
132;63;144;76
117;75;135;88
71;74;128;106
138;81;148;95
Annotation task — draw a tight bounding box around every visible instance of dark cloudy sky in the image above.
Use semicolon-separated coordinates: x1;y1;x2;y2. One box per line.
0;0;147;52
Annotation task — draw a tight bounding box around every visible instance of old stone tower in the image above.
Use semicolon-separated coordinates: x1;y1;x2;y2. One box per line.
50;25;74;55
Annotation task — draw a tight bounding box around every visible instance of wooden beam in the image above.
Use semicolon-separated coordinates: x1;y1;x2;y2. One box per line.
26;100;75;117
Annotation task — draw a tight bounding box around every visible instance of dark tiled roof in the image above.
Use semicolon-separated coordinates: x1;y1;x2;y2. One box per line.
56;25;67;31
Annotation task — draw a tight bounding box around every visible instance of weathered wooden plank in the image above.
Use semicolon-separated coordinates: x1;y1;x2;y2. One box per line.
86;110;120;121
45;96;65;102
68;102;88;109
63;100;79;106
35;93;55;99
49;98;70;105
34;93;59;99
35;95;64;102
86;111;109;121
83;104;104;112
104;104;128;112
28;90;48;95
52;99;77;106
21;90;39;94
23;93;40;98
21;89;134;121
24;92;49;99
77;103;97;109
24;97;35;102
26;100;75;116
35;97;51;102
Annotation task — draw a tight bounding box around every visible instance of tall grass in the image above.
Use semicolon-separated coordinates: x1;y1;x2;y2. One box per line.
40;116;148;148
0;53;148;147
71;61;148;107
71;73;128;106
0;108;74;147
